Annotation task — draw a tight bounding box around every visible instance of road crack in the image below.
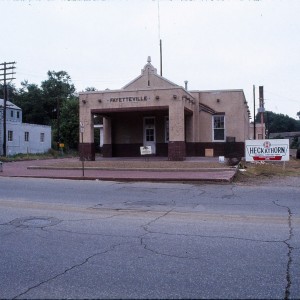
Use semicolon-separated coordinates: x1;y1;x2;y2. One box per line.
12;243;122;299
272;200;294;300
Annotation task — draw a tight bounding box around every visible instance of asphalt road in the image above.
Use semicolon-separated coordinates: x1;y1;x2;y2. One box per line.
0;177;299;299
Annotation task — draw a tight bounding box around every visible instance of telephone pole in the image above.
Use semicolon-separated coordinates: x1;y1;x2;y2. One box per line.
258;86;265;139
0;61;16;156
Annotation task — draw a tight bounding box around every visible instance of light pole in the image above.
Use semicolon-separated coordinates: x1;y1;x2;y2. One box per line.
80;122;85;177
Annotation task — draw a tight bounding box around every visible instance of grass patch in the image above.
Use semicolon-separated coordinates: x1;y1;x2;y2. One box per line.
0;149;78;162
235;158;300;182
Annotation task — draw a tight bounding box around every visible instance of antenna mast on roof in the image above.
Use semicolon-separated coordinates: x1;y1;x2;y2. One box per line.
158;0;162;76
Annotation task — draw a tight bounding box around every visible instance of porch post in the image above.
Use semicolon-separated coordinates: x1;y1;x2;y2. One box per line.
79;103;95;161
102;117;112;157
168;104;186;161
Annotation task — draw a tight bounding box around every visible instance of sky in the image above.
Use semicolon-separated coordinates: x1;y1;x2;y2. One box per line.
1;0;300;119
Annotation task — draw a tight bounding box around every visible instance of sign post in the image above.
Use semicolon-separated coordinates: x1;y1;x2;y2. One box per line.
245;139;290;162
140;146;152;161
80;122;85;177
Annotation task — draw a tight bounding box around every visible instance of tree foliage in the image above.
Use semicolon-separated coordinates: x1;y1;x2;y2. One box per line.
59;96;79;150
256;111;300;133
13;81;49;125
6;71;79;150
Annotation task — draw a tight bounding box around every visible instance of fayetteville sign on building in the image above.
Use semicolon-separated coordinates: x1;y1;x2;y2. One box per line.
245;139;290;162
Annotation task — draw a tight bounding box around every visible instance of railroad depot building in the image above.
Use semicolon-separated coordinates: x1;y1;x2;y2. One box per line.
79;58;251;161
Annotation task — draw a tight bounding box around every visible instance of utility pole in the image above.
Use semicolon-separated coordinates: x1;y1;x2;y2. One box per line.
0;62;16;156
253;85;256;140
57;97;60;148
160;39;163;76
259;86;265;139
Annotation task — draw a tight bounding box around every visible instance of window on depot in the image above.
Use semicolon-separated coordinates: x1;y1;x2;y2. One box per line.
213;115;225;141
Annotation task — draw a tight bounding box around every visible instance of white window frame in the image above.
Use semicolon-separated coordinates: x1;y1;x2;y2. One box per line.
25;131;29;142
8;130;13;142
212;115;225;142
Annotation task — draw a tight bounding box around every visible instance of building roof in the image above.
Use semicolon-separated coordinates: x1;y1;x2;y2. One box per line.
0;98;21;110
122;56;179;90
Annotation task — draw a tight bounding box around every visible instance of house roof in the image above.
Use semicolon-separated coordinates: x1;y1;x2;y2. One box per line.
0;98;21;110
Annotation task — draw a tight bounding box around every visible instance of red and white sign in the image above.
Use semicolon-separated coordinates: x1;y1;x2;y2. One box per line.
245;139;289;162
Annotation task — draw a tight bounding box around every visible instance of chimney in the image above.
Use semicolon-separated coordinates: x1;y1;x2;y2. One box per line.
184;80;188;90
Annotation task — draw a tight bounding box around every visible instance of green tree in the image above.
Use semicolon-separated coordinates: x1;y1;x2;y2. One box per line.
59;96;79;150
9;71;79;150
85;87;97;92
256;111;300;133
13;81;49;124
41;71;76;124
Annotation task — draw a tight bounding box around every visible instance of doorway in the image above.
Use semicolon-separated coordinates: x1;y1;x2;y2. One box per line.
143;117;156;154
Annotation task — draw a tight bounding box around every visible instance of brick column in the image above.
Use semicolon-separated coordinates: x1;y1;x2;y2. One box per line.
79;143;95;160
102;144;112;157
168;141;186;161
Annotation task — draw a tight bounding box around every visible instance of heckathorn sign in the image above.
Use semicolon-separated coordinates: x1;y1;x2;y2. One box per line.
245;139;290;162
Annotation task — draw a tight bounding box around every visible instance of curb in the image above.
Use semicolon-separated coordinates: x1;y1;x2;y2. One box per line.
27;166;236;172
7;174;236;183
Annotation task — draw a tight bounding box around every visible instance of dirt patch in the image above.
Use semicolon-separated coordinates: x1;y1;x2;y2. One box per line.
233;158;300;184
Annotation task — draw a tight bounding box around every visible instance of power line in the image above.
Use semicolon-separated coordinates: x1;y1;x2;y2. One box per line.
0;61;16;156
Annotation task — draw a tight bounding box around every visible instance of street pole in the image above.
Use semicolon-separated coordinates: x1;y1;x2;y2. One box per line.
259;86;265;139
80;122;85;177
0;62;16;156
57;97;60;149
253;85;256;140
3;83;7;156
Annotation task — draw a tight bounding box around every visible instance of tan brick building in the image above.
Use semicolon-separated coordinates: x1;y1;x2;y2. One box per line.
79;58;251;161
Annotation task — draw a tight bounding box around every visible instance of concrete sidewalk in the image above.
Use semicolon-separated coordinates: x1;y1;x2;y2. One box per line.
0;157;237;183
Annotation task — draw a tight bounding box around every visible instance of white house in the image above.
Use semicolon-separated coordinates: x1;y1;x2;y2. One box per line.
0;99;51;156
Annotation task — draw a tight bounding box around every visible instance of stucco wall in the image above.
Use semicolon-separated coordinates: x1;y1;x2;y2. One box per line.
194;90;250;142
79;87;195;144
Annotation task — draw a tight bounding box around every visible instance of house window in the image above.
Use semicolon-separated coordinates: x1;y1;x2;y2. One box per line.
40;132;45;142
25;132;29;142
17;111;20;119
165;117;169;142
10;110;13;118
8;130;13;141
213;115;225;141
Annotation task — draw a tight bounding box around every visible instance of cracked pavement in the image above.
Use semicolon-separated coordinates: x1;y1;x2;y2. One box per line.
0;176;299;299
